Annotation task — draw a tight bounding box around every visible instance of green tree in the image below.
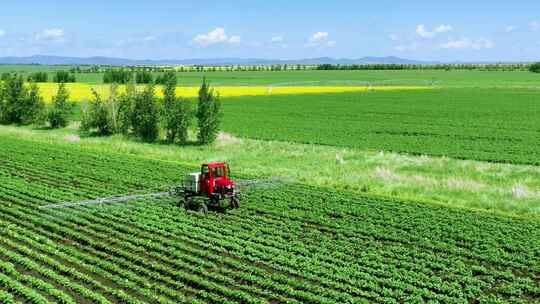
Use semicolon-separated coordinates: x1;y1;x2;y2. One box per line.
27;72;48;82
1;73;27;124
0;79;5;123
80;89;111;135
172;98;192;144
529;62;540;73
162;72;192;143
47;83;73;128
131;85;160;142
136;71;154;84
162;73;177;142
21;82;45;125
106;84;120;133
116;80;136;135
53;70;76;83
196;77;222;144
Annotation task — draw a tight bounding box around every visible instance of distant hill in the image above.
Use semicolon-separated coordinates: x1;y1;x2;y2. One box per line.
0;55;433;66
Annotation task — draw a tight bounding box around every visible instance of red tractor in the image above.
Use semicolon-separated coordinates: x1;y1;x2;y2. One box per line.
172;162;240;212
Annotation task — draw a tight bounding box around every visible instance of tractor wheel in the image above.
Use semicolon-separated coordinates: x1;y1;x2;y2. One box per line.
198;204;208;213
231;198;240;209
183;196;193;210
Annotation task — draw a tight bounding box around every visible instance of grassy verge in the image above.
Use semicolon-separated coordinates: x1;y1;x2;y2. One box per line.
1;124;539;219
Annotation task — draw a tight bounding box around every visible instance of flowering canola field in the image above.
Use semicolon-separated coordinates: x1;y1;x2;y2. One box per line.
37;83;431;102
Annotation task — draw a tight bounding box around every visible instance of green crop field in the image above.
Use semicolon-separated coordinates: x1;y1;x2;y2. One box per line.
2;64;540;87
172;70;540;88
221;88;540;165
1;135;539;303
3;0;540;301
2;64;540;303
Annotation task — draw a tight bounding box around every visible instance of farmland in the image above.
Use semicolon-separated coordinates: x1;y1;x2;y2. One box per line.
1;65;540;303
34;82;431;102
1;135;540;303
221;88;540;165
2;65;540;87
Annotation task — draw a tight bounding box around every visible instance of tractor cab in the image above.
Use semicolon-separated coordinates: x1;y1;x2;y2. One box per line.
176;162;240;212
200;162;236;196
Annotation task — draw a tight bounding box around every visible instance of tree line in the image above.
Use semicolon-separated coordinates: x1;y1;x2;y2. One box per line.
0;73;73;128
103;69;166;84
91;63;538;74
1;70;77;83
83;72;221;144
0;71;222;144
316;63;533;71
529;62;540;73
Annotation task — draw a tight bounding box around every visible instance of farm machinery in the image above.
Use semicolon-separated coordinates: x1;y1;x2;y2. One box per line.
39;162;286;213
171;162;240;212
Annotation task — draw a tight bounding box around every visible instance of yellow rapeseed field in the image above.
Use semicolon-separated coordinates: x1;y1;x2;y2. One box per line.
37;83;432;102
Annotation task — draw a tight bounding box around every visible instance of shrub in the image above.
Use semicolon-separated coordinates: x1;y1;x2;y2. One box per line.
53;70;76;83
0;72;10;81
81;89;112;135
0;82;5;123
27;72;48;82
103;69;132;84
529;62;540;73
155;71;177;85
135;71;153;84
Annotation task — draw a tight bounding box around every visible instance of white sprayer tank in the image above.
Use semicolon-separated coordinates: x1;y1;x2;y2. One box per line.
184;172;201;193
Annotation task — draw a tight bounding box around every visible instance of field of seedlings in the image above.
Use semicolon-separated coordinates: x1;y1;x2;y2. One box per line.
1;135;539;303
221;88;540;165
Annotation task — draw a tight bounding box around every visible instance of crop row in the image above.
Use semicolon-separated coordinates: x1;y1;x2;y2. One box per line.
0;135;539;303
221;89;540;165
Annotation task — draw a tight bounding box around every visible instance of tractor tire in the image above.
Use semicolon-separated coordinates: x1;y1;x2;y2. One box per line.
231;198;240;209
183;196;193;210
198;204;208;213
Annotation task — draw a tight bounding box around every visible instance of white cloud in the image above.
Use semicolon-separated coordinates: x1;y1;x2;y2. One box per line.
309;31;329;42
416;24;434;38
192;27;241;46
143;36;156;41
416;24;453;38
529;21;540;31
0;30;5;37
505;25;518;33
35;28;65;42
435;24;453;33
228;35;241;44
305;31;334;47
440;37;494;50
271;35;283;42
389;34;399;41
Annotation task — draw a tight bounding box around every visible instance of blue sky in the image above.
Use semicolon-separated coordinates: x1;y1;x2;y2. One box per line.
0;1;539;61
